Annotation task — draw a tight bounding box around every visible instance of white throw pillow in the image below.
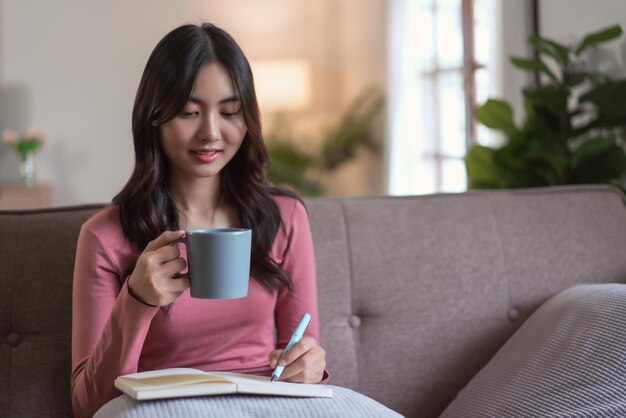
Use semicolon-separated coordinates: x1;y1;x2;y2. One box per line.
442;284;626;418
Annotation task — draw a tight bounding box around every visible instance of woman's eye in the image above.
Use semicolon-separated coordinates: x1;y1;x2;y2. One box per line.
180;111;198;118
221;109;241;118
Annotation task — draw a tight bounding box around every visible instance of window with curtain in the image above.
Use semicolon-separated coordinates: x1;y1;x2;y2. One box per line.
387;0;499;195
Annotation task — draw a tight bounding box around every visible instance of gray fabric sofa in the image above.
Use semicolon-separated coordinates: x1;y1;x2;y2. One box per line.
2;184;626;418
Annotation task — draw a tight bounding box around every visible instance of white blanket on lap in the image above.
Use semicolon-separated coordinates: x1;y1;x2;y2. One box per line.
94;385;403;418
442;284;626;418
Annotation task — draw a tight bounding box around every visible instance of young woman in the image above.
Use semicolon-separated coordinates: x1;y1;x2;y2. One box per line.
71;23;327;418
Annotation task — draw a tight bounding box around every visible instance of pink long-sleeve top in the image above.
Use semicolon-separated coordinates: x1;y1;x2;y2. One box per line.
71;195;324;418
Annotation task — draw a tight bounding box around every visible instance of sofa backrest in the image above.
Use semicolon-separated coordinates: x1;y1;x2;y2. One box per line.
1;205;103;418
307;185;626;417
2;185;626;418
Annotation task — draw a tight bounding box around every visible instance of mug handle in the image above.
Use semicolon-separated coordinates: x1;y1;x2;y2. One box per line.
168;238;189;278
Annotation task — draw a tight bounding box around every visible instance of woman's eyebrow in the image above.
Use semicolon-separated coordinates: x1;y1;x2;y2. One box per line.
188;95;241;105
219;96;241;104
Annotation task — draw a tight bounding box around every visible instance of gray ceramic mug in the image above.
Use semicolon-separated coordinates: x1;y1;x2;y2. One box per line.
169;228;252;299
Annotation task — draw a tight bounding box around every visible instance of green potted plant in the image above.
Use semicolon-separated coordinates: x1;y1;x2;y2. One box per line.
265;87;384;196
465;24;626;190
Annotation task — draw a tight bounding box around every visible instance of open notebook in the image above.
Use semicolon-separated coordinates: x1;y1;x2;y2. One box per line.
115;368;333;401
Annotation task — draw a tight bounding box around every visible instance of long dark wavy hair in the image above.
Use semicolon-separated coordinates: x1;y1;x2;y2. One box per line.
113;23;296;291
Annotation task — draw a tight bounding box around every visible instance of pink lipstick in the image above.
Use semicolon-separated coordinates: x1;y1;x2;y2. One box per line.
190;148;221;163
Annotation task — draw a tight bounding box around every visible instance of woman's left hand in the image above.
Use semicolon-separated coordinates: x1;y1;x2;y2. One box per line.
268;336;326;383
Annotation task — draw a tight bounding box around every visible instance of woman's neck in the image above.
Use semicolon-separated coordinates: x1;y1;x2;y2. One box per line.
168;174;234;229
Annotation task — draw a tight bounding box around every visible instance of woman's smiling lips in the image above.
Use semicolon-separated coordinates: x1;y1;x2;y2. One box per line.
190;148;222;163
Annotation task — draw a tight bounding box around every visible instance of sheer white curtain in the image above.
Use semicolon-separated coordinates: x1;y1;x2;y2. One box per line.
386;0;427;195
386;0;501;196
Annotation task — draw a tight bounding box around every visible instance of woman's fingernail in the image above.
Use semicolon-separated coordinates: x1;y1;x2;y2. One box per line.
279;360;286;366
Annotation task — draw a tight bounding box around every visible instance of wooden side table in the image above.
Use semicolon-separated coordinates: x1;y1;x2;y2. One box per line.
0;183;52;210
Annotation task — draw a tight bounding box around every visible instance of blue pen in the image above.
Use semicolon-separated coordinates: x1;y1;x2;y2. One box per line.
271;313;311;382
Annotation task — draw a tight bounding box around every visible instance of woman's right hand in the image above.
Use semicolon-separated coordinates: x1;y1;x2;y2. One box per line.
127;230;189;306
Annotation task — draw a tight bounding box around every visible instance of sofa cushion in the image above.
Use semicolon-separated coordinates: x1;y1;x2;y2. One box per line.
441;284;626;417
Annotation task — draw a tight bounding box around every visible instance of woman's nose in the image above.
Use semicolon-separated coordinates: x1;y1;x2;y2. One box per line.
200;112;221;142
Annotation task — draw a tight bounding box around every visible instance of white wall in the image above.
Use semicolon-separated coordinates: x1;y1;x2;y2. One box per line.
540;0;626;44
498;0;535;126
0;0;387;205
539;0;626;76
3;0;622;205
1;0;195;205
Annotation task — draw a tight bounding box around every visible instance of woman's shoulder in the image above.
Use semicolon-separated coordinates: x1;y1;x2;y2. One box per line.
78;205;137;276
269;191;312;263
80;205;128;247
82;205;121;230
271;192;307;224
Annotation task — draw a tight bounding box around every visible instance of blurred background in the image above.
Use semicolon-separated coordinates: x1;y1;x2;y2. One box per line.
0;0;625;208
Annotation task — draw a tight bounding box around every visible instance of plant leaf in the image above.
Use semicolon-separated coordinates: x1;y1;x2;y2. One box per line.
465;145;505;189
579;80;626;128
476;99;518;138
522;87;570;140
571;138;615;166
266;141;319;196
580;80;626;106
525;134;570;177
320;88;383;170
529;35;569;65
494;144;556;187
523;86;568;115
511;57;558;82
575;25;623;55
570;140;626;183
563;72;587;87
